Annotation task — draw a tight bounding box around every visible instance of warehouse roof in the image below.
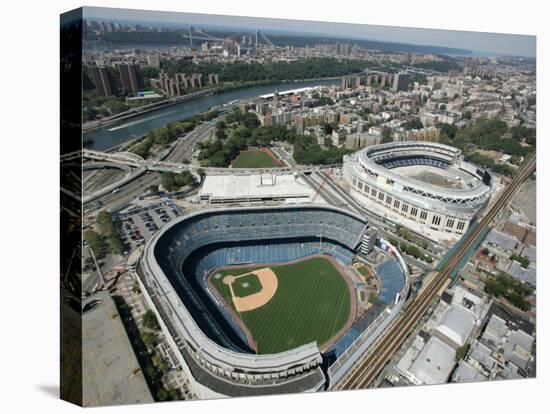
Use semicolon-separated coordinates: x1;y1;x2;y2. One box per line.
408;337;456;385
507;261;536;286
435;304;476;347
452;360;486;383
486;229;518;251
200;174;315;201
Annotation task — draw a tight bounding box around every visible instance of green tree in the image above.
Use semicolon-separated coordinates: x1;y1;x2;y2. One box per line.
413;60;461;73
440;123;458;139
510;254;530;269
484;272;533;311
96;211;123;255
161;172;177;192
402;119;423;130
368;292;377;304
143;310;160;331
382;128;393;143
320;121;338;135
455;344;470;361
142;332;157;347
84;229;105;257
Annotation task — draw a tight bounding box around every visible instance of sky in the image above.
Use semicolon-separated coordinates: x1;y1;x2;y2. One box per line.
83;6;536;58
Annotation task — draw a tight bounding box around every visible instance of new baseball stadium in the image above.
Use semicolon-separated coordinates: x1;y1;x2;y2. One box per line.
136;205;409;398
343;141;493;244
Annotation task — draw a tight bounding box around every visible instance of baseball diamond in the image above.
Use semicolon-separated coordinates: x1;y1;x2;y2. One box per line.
139;205;409;398
225;273;263;298
210;256;353;354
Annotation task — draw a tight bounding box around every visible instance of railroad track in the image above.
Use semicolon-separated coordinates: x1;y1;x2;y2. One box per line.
301;172;347;208
335;155;536;390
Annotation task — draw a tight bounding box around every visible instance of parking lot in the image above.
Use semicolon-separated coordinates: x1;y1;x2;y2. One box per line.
116;201;182;252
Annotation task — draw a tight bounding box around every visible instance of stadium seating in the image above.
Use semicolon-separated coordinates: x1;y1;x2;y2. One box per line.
379;156;450;170
153;207;367;353
328;258;406;360
375;259;406;304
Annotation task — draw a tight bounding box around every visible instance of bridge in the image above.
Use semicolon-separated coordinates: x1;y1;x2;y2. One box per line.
83;149;146;167
81;149;338;175
181;25;275;48
77;148;338;204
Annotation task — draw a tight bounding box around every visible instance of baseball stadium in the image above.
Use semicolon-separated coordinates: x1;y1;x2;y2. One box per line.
343;141;493;244
136;205;409;398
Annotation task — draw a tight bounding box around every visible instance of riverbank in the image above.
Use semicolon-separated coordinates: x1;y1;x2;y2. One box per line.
83;76;345;134
87;78;341;151
83;89;215;133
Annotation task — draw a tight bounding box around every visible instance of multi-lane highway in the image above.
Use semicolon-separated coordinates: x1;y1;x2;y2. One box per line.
82;117;218;210
334;154;536;390
85;172;160;213
164;121;216;163
83;168;127;193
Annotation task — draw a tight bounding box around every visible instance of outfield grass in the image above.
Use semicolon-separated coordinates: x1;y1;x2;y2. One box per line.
232;273;263;298
210;256;351;354
357;265;371;279
231;150;279;168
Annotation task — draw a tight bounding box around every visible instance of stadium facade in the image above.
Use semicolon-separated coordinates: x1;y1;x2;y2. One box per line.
135;205;409;398
343;141;493;243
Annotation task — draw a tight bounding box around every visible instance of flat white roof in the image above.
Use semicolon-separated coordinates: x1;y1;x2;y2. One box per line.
200;174;315;200
409;336;456;385
435;304;476;347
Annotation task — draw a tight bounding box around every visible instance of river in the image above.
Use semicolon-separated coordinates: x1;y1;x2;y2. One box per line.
87;78;340;150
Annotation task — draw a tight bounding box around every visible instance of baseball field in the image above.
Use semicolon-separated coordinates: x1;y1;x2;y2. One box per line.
230;149;280;168
210;256;352;354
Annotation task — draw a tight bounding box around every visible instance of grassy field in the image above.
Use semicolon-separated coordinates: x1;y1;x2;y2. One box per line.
210;256;351;354
232;273;263;298
357;265;371;279
231;149;279;168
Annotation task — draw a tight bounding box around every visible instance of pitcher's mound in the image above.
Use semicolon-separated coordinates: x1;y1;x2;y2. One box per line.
228;268;278;312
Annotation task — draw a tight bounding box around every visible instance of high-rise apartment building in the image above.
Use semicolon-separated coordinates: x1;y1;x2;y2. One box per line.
393;72;411;92
118;63;140;96
87;65;116;97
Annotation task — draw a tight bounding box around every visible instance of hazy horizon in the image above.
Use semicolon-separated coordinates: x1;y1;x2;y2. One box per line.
81;6;536;58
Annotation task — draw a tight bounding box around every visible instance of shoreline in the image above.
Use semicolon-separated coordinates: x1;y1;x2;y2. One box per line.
83;76;346;135
83;89;215;133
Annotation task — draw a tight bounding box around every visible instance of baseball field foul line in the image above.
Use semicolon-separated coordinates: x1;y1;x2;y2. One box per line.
223;268;278;312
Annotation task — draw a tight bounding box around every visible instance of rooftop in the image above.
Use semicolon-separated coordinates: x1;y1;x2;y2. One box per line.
82;292;153;406
486;229;518;251
408;336;456;385
507;261;536;286
435;304;476;348
452;360;486;383
200;173;315;201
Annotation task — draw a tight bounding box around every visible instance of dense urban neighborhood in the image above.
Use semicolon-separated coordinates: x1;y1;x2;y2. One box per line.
61;10;536;406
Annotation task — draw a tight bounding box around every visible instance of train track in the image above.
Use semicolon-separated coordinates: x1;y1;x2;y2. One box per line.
300;172;347;208
335;155;536;390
